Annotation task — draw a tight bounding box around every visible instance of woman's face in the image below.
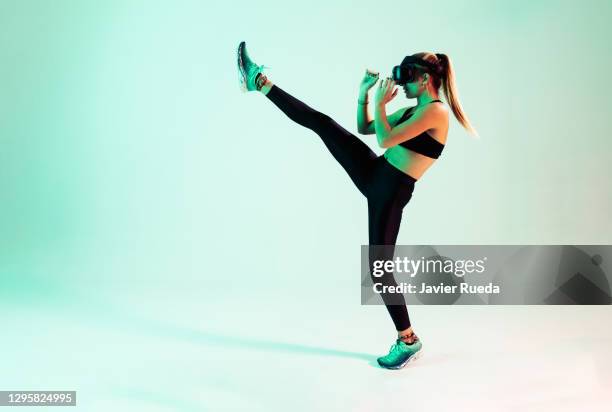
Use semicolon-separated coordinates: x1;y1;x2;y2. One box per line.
402;69;428;98
402;79;421;98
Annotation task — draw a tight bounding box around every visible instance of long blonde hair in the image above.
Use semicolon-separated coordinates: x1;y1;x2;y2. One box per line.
413;52;478;137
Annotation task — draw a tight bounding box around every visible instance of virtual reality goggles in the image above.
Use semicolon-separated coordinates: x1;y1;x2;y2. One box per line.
392;56;442;85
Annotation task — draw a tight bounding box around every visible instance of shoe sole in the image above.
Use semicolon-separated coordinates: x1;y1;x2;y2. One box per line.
237;41;248;93
382;348;423;370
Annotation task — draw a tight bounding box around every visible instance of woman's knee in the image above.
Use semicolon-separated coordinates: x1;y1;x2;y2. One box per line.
368;249;395;282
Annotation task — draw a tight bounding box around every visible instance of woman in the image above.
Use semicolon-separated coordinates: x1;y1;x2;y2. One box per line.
236;41;477;369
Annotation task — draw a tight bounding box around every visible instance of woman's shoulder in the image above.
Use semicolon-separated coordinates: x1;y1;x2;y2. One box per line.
419;101;449;121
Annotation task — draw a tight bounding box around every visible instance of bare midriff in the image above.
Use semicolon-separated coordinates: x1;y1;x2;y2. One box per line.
383;145;437;181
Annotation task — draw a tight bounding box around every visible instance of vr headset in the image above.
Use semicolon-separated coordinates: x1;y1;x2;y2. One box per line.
392;56;441;85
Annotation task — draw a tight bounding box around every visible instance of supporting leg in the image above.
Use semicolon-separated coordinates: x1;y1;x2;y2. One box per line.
368;199;412;331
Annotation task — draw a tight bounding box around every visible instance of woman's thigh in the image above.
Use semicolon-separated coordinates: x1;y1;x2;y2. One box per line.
367;198;405;245
314;114;377;196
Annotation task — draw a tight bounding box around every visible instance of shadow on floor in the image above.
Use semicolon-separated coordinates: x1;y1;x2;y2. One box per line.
125;317;377;362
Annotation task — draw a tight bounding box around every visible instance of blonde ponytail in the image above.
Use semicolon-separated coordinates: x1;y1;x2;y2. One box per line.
414;52;479;137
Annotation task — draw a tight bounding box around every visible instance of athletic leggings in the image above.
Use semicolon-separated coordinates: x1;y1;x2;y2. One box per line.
266;84;417;331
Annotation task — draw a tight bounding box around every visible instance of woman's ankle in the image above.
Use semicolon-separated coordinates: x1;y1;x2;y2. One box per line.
398;328;418;344
258;75;273;95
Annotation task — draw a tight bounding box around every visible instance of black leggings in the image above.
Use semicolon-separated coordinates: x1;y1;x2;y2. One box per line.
266;84;417;331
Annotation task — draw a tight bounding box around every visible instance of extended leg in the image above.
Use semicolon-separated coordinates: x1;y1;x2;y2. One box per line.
262;80;376;196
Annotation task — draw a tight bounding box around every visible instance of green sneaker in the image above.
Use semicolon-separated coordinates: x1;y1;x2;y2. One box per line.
236;41;270;92
377;338;423;370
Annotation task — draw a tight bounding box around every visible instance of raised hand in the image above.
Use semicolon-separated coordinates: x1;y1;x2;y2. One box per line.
359;68;380;93
374;77;398;106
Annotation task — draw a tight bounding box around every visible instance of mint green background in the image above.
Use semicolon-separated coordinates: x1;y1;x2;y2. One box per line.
1;1;611;409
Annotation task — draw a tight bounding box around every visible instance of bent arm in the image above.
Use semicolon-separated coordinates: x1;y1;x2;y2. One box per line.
373;103;392;147
358;98;409;135
356;89;372;134
375;104;443;148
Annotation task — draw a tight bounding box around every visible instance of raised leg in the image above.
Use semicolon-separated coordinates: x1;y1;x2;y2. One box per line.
263;82;377;196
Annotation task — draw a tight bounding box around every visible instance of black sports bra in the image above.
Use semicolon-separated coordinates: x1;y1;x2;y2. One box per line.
394;100;445;159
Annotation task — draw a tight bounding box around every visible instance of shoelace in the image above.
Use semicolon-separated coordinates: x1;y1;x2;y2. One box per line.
251;64;271;76
240;64;271;78
386;339;404;356
387;335;420;355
